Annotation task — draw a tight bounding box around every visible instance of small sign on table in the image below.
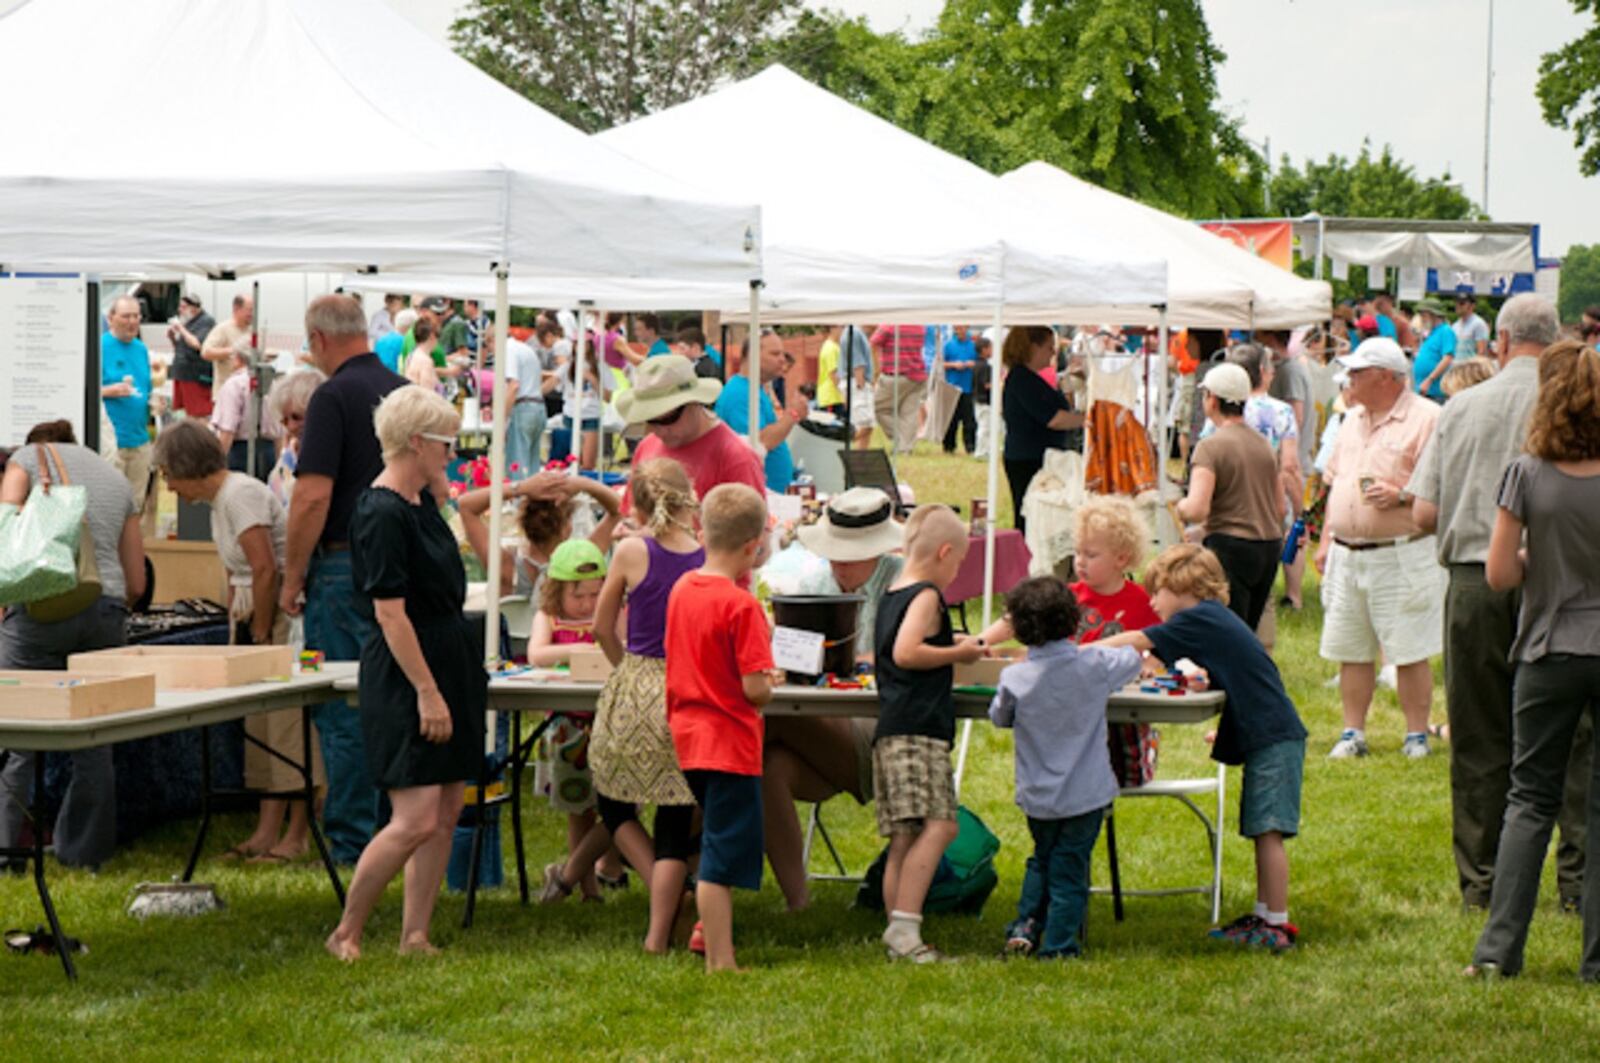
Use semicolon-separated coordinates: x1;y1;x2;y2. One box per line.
772;625;826;677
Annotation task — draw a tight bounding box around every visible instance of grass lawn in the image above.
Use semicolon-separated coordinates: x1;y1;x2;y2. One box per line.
4;443;1598;1060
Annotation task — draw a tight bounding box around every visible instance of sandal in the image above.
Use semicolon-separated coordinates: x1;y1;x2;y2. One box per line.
887;942;952;964
5;925;87;956
246;852;292;866
218;844;263;862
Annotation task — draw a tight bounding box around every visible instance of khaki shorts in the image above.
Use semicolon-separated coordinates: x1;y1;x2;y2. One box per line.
873;734;956;836
1319;537;1444;666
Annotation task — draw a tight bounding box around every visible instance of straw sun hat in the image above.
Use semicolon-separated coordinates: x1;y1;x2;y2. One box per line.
614;354;722;424
797;487;904;562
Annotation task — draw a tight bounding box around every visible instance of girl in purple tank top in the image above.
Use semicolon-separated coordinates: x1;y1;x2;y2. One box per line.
541;460;705;958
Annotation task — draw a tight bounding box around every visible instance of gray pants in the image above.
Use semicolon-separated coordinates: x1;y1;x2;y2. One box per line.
0;598;128;869
1472;654;1600;979
1444;565;1590;906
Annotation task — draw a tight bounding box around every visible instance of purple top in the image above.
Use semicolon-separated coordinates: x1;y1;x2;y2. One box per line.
626;537;706;657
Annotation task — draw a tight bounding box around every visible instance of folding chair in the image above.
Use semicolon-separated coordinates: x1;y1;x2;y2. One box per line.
801;802;863;883
499;595;535;661
1093;762;1225;924
839;448;906;513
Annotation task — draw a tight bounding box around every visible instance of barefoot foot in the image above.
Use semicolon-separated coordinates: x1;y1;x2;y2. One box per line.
325;932;361;963
399;935;441;957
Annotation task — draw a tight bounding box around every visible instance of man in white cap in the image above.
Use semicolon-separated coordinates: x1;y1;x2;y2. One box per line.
616;354;765;504
1175;361;1285;631
1314;337;1443;760
765;487;906;910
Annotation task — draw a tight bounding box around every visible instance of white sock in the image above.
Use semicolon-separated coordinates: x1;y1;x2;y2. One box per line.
1265;909;1289;926
1253;901;1269;920
883;910;924;952
1343;727;1366;741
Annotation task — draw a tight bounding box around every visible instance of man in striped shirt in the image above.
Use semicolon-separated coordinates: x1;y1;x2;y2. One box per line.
871;323;927;453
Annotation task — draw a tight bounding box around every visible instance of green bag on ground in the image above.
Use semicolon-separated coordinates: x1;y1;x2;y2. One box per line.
855;805;1001;915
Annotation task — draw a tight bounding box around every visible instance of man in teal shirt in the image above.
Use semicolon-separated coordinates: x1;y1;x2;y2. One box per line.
1412;299;1456;401
715;331;800;492
101;295;154;517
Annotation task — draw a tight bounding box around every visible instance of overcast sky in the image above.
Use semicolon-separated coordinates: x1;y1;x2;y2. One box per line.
380;0;1598;255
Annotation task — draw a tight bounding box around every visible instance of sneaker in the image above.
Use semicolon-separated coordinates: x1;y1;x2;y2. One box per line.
1207;913;1265;944
536;862;572;905
1561;895;1582;916
1238;920;1297;953
1463;961;1502;979
688;921;705;955
597;871;629;891
1003;933;1037;958
1328;731;1369;759
1402;733;1430;759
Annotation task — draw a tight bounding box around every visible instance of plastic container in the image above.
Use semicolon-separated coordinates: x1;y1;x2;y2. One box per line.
770;594;866;683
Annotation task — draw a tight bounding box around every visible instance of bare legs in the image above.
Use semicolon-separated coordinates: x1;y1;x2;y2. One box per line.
881;818;958;919
1340;659;1434;733
1254;831;1289;913
696;881;738;971
761;718;862;912
325;782;465;962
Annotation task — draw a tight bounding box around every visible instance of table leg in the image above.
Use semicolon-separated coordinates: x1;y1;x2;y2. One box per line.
180;725;215;882
301;707;345;907
28;754;76;981
1105;812;1125;923
462;760;488;929
509;711;528;905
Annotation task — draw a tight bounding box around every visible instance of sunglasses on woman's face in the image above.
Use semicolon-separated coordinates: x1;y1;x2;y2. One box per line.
646;405;687;428
419;431;457;453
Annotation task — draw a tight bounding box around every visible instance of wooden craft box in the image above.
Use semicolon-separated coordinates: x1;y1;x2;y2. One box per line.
953;656;1013;687
0;670;157;721
66;645;295;690
568;648;615;682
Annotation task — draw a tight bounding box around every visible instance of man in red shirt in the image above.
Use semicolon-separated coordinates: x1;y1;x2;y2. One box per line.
616;354;766;508
871;324;928;454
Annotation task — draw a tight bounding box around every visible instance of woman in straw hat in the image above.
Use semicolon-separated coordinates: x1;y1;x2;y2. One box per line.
764;487;906;910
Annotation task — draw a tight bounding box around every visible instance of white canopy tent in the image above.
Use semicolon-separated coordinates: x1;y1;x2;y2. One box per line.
1289;216;1536;275
1002;162;1332;330
0;0;761;669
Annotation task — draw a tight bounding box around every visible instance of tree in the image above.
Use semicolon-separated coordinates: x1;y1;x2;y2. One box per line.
1537;1;1600;176
451;0;798;133
1268;143;1479;221
1558;243;1600;321
770;1;1266;218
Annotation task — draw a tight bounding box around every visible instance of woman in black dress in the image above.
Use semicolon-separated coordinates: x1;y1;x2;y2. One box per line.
1001;326;1083;535
326;386;486;962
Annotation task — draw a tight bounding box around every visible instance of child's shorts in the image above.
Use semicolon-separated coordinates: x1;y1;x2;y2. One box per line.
685;770;763;891
873;735;956;837
1239;737;1305;838
534;713;595;814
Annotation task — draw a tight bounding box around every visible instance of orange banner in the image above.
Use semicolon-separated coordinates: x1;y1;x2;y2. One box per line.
1201;220;1294;271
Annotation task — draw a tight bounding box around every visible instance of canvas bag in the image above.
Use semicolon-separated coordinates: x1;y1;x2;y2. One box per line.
24;444;103;622
0;444;94;612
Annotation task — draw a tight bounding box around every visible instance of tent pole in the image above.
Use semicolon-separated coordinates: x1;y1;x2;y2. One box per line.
484;266;511;677
573;304;590;477
595;307;605;472
842;324;854;452
1156;306;1172;545
246;278;261;481
954;305;1004;797
747;282;761;449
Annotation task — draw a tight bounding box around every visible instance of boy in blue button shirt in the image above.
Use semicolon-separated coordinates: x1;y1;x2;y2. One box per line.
1095;543;1308;952
989;577;1142;959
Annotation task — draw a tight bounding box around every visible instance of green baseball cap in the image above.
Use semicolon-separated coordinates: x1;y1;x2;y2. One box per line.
548;539;608;581
1414;297;1449;317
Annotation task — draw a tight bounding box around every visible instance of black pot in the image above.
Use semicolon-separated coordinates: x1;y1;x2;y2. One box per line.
770;593;867;683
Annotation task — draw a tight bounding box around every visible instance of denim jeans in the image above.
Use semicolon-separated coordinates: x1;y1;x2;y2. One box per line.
304;549;378;864
1006;806;1107;958
506;399;547;480
1472;655;1600;979
0;598;128;868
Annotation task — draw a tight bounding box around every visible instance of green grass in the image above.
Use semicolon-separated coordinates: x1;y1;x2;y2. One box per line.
5;443;1599;1060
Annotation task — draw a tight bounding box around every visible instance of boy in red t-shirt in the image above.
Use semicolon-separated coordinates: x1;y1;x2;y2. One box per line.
665;483;776;972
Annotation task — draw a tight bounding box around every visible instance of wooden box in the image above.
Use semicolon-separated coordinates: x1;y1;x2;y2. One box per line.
953;656;1013;688
144;538;225;605
65;645;295;690
568;648;615;682
0;670;157;721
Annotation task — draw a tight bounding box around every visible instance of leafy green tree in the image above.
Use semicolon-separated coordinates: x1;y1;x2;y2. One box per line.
1557;243;1600;321
770;1;1265;217
451;0;797;132
1537;1;1600;176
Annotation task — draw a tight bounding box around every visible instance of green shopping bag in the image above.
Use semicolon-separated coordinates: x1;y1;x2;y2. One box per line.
0;445;91;610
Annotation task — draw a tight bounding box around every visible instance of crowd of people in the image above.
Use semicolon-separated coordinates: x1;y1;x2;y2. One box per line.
2;281;1599;980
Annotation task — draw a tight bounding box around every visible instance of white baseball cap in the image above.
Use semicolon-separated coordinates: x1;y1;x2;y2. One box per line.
1338;337;1410;375
1199;362;1251;404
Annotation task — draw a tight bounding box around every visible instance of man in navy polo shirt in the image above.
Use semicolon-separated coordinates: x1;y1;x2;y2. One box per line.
279;294;407;863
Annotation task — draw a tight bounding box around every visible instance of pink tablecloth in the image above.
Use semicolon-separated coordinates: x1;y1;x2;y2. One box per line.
945;529;1032;605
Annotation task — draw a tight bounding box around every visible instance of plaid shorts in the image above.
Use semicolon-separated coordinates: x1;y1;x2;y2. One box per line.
873;734;957;836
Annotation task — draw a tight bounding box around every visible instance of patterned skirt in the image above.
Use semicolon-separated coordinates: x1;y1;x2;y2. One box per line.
1084;400;1158;497
588;653;693;806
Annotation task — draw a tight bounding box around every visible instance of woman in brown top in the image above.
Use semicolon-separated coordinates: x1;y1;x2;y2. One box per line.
1176;363;1285;630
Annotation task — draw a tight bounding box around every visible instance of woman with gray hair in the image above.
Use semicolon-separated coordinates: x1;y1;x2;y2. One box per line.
153;420;323;863
325;385;486;962
264;368;326;506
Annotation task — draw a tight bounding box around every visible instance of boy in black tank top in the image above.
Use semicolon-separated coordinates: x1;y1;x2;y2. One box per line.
873;505;985;962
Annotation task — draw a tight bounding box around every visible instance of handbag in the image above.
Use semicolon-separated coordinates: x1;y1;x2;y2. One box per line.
24;444;104;622
0;444;90;609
